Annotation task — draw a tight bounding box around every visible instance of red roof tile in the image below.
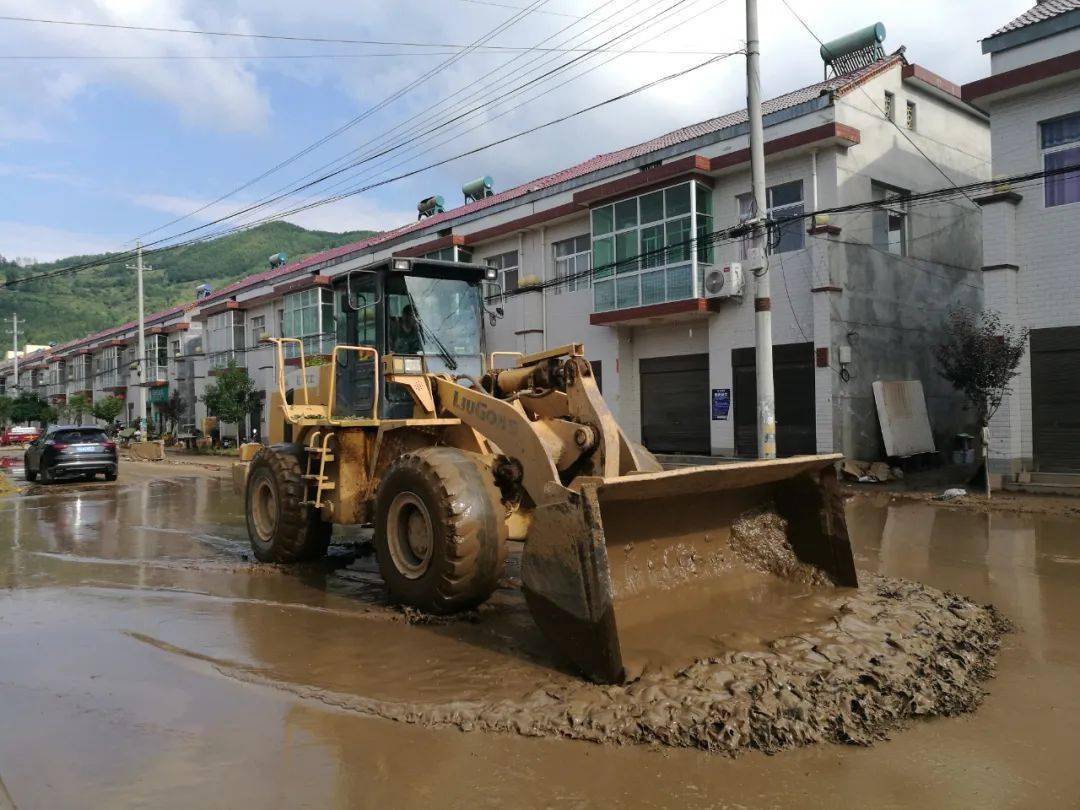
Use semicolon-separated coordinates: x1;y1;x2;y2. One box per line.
987;0;1080;38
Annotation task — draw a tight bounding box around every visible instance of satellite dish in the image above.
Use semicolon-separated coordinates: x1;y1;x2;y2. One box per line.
704;269;726;296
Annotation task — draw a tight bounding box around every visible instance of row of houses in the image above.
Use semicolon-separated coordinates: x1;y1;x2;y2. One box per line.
2;3;1078;480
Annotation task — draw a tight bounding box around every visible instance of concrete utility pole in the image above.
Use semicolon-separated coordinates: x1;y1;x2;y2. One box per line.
745;0;776;459
127;241;148;432
6;313;18;393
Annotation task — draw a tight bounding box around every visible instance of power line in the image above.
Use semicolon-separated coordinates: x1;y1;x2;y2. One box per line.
171;0;651;239
2;50;734;290
130;0;557;240
454;0;584;18
195;0;726;240
224;0;733;239
0;14;724;54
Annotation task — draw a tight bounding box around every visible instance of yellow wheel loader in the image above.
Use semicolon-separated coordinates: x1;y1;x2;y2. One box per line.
241;257;857;683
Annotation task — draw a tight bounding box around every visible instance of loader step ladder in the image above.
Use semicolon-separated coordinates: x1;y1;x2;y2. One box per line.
302;432;336;514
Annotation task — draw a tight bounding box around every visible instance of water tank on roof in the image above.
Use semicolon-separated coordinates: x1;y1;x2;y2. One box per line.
820;23;886;77
195;283;212;301
417;195;445;220
462;176;494;204
268;252;287;269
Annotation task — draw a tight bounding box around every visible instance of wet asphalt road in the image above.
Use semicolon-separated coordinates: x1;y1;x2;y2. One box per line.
1;448;1079;808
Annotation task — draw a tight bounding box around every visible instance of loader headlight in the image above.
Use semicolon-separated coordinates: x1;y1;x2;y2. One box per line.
484;266;498;281
391;355;423;375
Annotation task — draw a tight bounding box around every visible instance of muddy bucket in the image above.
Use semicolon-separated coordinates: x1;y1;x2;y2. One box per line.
521;455;857;683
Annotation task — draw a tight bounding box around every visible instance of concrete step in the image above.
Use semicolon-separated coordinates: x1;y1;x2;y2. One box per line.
1029;472;1080;487
1003;480;1080;496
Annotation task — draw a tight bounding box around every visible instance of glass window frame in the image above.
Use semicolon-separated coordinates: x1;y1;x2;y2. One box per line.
737;179;806;257
1041;112;1080;209
553;235;591;294
484;250;519;294
282;287;334;359
590;180;711;313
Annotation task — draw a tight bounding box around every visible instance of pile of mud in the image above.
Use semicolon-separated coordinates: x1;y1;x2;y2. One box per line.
218;574;1009;755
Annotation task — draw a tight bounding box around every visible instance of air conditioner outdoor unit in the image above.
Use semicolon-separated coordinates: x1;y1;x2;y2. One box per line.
703;262;744;299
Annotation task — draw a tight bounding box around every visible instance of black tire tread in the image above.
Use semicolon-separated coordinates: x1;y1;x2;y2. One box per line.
246;445;332;563
374;446;506;614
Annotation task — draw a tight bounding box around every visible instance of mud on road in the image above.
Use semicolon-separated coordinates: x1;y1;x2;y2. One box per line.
0;457;1077;808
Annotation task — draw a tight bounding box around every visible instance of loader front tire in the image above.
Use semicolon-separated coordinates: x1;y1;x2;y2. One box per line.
246;446;332;563
374;447;506;614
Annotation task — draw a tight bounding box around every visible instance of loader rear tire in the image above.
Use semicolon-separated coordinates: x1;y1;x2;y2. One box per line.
374;447;506;614
246;445;332;563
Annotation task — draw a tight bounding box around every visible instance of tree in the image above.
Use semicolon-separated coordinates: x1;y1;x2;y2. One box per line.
201;360;257;442
935;308;1029;497
92;395;124;426
934;308;1029;425
0;395;12;427
66;393;91;425
10;393;49;425
158;389;186;434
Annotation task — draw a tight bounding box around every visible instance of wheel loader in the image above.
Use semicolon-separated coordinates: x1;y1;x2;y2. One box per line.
239;257;857;683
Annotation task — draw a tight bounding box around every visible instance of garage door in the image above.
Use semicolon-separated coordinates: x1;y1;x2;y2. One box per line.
640;354;709;454
732;342;815;458
1031;326;1080;472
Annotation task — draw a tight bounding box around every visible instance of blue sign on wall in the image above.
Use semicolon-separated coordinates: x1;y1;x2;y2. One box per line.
712;388;730;421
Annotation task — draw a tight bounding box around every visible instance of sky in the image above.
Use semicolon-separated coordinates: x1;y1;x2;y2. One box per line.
0;0;1030;262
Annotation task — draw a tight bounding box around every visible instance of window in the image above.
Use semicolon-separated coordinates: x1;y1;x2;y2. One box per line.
249;315;266;349
170;339;181;360
590;181;711;312
485;250;519;293
871;181;908;256
281;288;334;358
95;347;120;389
737;180;805;255
884;91;895;122
905;101;916;130
145;334;169;381
423;246;474;263
1042;112;1080;208
553;235;591;293
207;310;246;368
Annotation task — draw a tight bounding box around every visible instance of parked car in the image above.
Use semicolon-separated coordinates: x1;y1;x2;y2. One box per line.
24;426;118;483
1;426;41;446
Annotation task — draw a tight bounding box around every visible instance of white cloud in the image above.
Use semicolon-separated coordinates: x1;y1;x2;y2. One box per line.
0;221;118;261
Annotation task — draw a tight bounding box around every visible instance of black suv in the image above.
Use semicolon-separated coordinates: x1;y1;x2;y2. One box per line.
24;426;119;483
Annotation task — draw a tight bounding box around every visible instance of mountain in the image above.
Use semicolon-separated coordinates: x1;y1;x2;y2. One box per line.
0;221;376;346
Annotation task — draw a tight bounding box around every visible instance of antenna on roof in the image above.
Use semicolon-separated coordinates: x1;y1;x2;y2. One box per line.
820;23;886;79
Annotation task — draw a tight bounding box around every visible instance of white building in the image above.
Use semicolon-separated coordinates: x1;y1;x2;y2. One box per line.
3;35;991;461
962;0;1080;477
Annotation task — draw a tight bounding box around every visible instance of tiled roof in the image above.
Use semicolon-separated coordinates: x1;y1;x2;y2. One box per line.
987;0;1080;38
193;55;903;310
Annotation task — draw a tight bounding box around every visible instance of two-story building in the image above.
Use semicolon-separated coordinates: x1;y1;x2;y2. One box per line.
185;38;988;461
963;0;1080;479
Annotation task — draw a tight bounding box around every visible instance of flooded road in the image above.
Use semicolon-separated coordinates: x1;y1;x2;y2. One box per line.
1;465;1078;808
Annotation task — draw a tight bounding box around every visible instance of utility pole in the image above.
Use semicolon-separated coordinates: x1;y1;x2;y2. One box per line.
5;313;18;393
127;241;149;433
745;0;776;459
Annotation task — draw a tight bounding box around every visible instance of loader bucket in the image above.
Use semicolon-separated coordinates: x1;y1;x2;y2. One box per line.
521;454;856;683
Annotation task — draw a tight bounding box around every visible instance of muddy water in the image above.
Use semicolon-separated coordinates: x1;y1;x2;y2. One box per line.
1;470;1079;807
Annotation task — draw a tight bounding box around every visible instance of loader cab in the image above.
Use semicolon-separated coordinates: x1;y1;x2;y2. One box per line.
332;258;489;419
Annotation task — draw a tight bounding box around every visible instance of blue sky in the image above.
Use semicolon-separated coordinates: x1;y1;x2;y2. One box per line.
0;0;1027;261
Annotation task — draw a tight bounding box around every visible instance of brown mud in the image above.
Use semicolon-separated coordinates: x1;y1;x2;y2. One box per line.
2;455;1078;807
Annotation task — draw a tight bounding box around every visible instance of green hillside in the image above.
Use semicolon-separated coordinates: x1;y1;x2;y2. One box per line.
0;221;375;346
